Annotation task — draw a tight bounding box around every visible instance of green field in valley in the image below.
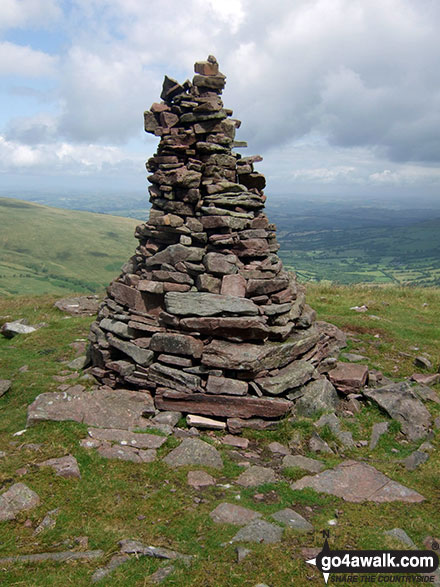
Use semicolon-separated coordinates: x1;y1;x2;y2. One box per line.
0;198;140;297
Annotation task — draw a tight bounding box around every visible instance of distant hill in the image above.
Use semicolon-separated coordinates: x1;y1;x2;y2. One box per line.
0;198;140;296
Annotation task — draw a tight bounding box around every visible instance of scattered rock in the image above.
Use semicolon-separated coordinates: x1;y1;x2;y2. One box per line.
0;483;40;521
282;455;325;473
369;422;389;450
363;382;432;441
231;519;283;544
149;565;175;584
54;296;100;316
291;460;425;503
222;434;249;449
27;387;155;429
0;551;103;565
210;503;262;525
119;539;192;563
385;528;415;548
38;455;81;479
34;508;59;535
267;441;290;455
163;438;223;469
0;379;12;397
315;413;354;447
340;353;368;362
187;470;216;489
350;305;368;312
66;356;88;370
271;508;313;532
403;450;429;471
308;432;334;454
414;356;433;370
92;554;130;583
236;546;251;562
97;444;156;463
87;428;167;449
237;466;276;487
151;411;181;427
1;319;38;338
329;362;368;394
411;373;440;386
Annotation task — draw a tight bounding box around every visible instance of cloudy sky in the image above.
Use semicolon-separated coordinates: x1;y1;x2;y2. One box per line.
1;0;439;201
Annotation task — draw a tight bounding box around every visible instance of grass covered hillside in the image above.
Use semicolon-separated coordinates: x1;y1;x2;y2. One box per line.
0;198;140;297
0;285;439;585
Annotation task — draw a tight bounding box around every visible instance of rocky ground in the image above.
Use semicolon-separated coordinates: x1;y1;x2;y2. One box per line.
0;287;439;586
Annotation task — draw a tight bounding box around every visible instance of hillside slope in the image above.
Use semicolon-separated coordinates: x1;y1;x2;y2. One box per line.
0;198;140;296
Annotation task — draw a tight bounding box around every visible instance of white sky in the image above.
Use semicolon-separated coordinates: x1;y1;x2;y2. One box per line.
1;0;440;200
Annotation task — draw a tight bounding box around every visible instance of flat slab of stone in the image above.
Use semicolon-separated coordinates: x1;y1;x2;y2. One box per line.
291;460;425;503
329;362;368;394
0;483;40;521
210;503;262;525
87;428;167;449
155;389;291;419
231;519;283;544
237;466;276;487
187;470;216;489
271;508;313;532
282;455;325;473
38;455;81;478
162;438;223;469
363;382;432;441
164;291;259;317
186;414;226;430
97;444;156;463
27;387;155;430
222;434;249;449
54;296;100;316
0;380;12;397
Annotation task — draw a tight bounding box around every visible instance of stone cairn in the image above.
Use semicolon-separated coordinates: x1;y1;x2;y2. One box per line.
88;56;345;432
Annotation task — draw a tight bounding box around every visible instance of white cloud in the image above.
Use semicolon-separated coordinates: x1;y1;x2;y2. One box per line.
0;134;144;174
0;42;58;76
0;0;61;30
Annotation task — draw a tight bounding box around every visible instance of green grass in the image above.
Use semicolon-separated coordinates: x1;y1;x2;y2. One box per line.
0;285;439;585
0;197;139;296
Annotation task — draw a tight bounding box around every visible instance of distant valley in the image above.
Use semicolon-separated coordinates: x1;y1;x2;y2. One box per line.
1;193;440;295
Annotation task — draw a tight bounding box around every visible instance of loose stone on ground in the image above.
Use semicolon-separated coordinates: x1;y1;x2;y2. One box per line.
231;519;283;544
270;508;313;532
291;460;425;503
163;438;223;468
0;483;40;521
236;466;276;487
282;455;325;473
38;455;81;479
210;503;262;525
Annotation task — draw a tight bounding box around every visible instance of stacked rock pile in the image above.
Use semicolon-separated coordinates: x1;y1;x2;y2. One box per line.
88;56;344;430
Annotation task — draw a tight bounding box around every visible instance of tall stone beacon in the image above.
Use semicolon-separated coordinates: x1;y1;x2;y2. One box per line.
88;56;344;432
